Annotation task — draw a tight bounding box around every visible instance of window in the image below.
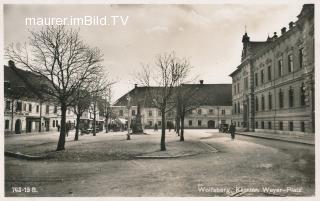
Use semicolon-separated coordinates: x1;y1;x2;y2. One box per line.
237;102;240;114
288;54;293;73
5;101;10;110
261;70;264;84
279;89;284;108
54;106;58;114
29;104;32;112
189;120;192;126
148;110;153;117
131;110;135;116
198;120;202;126
261;95;265;111
289;121;293;131
234;84;236;94
301;84;306;106
267;66;272;81
255;73;258;86
158;121;162;126
209;109;213;114
16;102;22;112
255;97;259;111
36;105;39;113
221;109;225;115
279;121;283;130
149;121;152;126
234;104;237;114
268;121;272;129
46;105;50;114
256;121;258;129
268;93;272;110
23;103;27;111
261;121;265;129
119;110;123;116
299;48;304;68
5;120;9;129
237;83;240;93
289;87;294;108
158;110;161;116
244;77;248;89
198;109;202;115
53;120;55;127
278;59;283;77
301;122;305;132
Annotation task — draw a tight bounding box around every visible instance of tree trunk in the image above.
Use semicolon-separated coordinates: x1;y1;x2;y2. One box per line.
56;103;67;151
160;108;166;151
176;115;180;136
105;116;109;133
39;102;42;132
180;114;185;141
93;102;96;136
74;113;81;141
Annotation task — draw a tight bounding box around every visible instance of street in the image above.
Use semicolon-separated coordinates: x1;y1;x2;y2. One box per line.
5;129;314;197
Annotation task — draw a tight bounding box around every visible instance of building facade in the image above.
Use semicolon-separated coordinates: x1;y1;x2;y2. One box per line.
3;62;104;135
112;82;232;129
229;4;314;134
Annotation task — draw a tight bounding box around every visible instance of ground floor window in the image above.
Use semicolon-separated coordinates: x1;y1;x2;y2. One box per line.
268;121;272;129
300;122;305;132
158;121;161;126
198;120;201;126
189;120;192;126
149;121;152;126
255;121;258;129
53;120;56;127
5;120;9;129
261;121;264;129
289;121;293;131
279;121;283;130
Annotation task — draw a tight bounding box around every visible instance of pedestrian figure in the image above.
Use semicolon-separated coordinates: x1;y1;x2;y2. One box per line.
66;123;70;137
154;123;158;131
229;123;236;140
57;124;60;132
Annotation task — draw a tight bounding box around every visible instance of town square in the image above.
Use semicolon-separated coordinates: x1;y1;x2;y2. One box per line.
2;3;315;197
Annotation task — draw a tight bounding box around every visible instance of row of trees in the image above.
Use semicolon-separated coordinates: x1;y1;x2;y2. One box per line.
6;26;113;151
136;52;202;151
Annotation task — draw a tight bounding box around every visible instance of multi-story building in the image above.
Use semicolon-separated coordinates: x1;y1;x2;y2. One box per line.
4;61;105;135
112;81;232;129
229;4;314;134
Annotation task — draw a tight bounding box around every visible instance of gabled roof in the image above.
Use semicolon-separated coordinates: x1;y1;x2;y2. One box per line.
113;84;232;107
4;65;52;101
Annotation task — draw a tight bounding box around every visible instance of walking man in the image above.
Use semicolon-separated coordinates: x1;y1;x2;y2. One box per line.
229;123;236;140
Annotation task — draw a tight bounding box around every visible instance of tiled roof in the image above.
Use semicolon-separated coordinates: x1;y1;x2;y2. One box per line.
113;84;232;107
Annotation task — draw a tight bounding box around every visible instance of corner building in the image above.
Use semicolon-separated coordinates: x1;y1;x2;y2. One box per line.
229;4;314;135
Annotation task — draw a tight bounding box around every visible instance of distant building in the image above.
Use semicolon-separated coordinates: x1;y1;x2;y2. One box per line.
229;4;314;134
112;81;232;129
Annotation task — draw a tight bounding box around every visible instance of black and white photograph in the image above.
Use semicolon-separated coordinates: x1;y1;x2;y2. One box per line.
1;0;317;199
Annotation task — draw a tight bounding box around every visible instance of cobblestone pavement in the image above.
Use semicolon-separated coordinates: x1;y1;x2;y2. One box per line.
5;129;315;197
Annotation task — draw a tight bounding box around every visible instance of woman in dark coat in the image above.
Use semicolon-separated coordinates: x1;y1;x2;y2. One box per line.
229;123;236;140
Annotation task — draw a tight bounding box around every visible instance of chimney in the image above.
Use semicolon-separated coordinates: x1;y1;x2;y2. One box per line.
281;27;287;35
8;60;15;68
289;21;294;29
272;32;278;40
134;84;138;88
199;80;204;85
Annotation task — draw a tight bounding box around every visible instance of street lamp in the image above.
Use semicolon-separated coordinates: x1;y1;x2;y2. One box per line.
127;95;131;140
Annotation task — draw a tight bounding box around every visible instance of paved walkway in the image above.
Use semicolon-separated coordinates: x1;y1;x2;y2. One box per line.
236;131;314;145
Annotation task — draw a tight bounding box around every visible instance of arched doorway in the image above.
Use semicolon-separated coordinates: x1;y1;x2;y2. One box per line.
15;119;21;134
208;120;215;128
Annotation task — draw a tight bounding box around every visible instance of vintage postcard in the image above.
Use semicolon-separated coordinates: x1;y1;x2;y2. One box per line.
1;0;318;200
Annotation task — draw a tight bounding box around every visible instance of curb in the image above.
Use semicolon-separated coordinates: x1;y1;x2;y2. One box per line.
134;152;199;159
5;151;47;160
236;132;314;146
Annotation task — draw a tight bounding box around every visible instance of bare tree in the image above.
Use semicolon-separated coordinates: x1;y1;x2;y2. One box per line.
137;52;191;151
97;86;114;133
6;26;103;151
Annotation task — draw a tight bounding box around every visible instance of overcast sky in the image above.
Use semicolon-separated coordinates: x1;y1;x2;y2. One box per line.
4;4;303;102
